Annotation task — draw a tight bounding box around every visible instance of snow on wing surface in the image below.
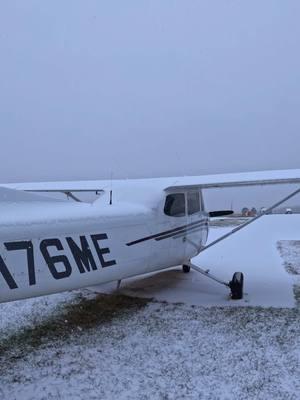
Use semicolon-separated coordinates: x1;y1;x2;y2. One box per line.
164;168;300;190
2;169;300;193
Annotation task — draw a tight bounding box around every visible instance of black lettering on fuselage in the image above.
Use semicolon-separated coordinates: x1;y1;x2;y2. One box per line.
0;255;18;289
66;236;97;274
91;234;116;268
5;241;36;286
40;238;72;280
0;233;116;290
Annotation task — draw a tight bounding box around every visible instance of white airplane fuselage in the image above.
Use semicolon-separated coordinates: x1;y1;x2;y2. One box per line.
0;185;208;303
3;168;300;304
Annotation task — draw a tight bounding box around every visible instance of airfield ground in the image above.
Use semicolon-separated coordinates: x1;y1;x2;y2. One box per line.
0;216;299;400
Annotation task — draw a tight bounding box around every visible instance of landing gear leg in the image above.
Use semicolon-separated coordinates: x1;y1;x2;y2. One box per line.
187;262;244;300
116;280;122;290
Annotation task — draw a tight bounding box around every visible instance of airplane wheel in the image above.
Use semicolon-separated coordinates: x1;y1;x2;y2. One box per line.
182;264;191;274
229;272;244;300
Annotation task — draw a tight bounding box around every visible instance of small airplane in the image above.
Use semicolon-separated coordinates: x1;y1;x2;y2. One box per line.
1;169;300;304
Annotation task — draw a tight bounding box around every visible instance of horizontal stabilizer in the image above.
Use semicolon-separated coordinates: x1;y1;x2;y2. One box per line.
0;187;65;203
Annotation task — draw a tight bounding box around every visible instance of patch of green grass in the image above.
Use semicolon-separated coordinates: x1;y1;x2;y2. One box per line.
0;293;150;370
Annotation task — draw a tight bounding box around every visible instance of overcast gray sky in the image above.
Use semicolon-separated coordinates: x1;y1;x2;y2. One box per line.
1;1;300;208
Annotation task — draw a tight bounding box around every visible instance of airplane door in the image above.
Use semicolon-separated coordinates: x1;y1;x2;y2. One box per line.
148;192;187;272
185;191;204;260
163;192;187;266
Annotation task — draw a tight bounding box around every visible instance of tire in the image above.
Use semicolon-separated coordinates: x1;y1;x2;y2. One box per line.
182;264;191;274
229;272;244;300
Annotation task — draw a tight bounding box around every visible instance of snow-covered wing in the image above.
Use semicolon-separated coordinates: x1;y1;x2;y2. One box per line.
164;169;300;191
2;169;300;195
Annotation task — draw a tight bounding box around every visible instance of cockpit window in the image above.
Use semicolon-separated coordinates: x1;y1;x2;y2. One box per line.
164;193;186;217
187;191;200;215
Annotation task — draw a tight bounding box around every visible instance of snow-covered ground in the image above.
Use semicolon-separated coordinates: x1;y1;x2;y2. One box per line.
0;215;300;400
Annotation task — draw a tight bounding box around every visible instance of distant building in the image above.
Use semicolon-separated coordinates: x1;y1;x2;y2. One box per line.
241;207;257;217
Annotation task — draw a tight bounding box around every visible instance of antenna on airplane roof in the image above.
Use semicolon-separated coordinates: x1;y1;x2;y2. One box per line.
110;170;113;205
